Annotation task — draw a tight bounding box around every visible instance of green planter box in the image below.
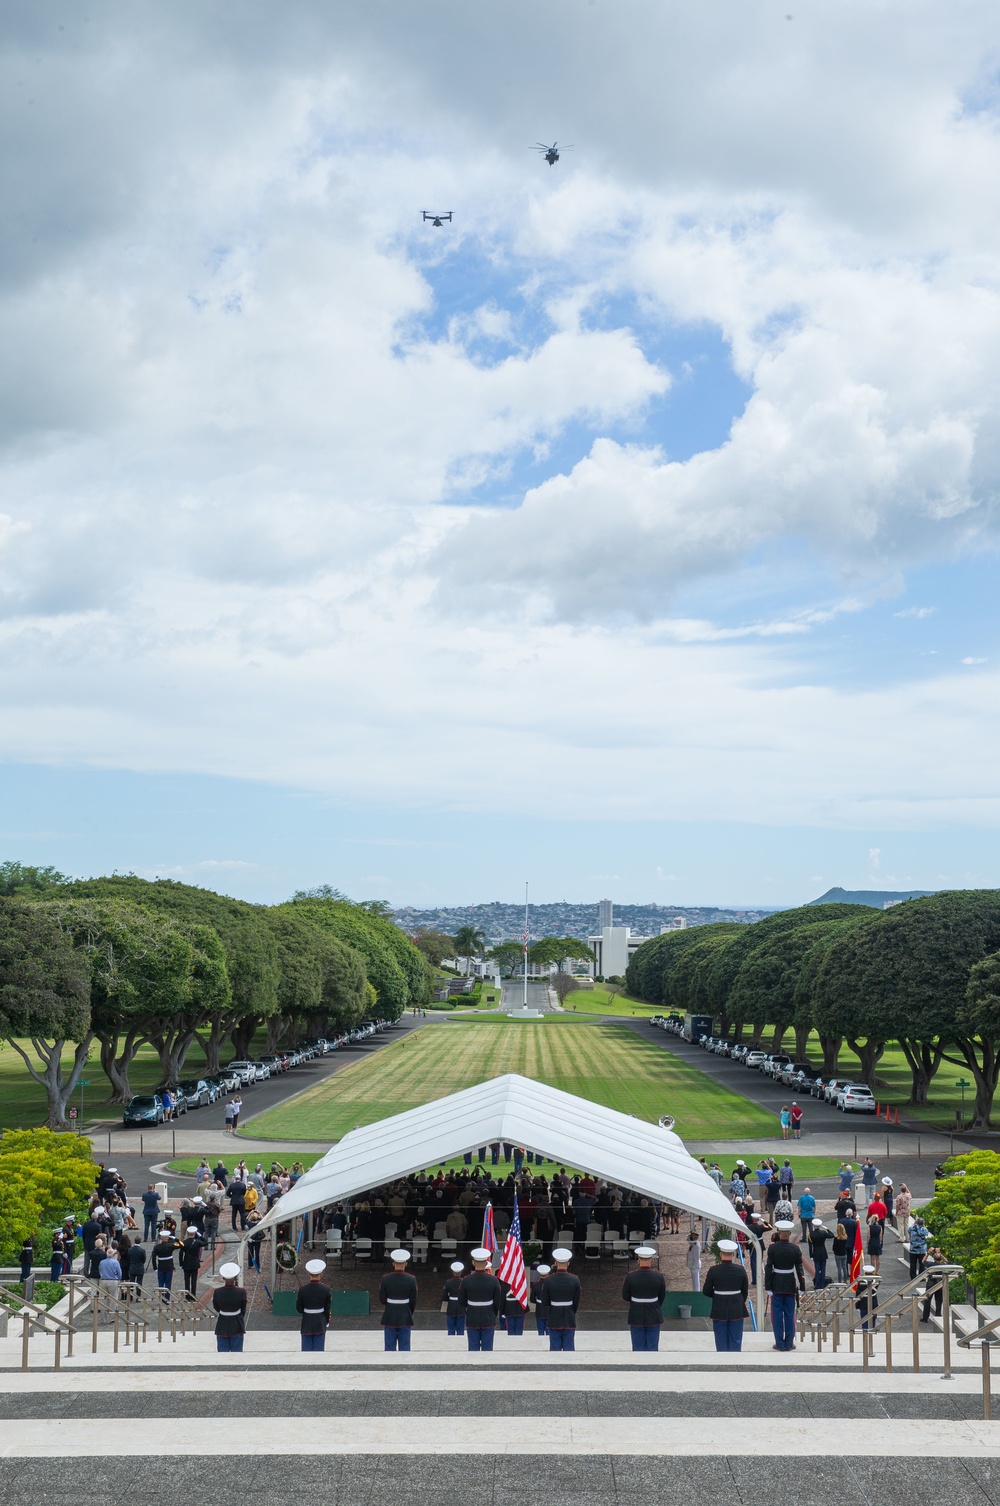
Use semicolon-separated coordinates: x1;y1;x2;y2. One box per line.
661;1290;712;1317
272;1289;370;1317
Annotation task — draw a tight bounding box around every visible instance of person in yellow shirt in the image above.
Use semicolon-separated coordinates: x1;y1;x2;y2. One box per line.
243;1182;259;1215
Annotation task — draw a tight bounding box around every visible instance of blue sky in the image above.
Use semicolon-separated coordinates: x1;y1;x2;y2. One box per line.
1;1;1000;910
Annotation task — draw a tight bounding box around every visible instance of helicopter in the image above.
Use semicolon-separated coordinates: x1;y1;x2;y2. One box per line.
533;142;572;166
422;211;452;227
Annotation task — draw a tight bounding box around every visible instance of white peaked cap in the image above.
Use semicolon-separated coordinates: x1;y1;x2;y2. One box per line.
812;1218;824;1226
219;1262;241;1279
471;1247;491;1261
450;1261;464;1272
390;1249;411;1262
552;1247;573;1261
717;1239;738;1253
186;1226;198;1234
305;1258;327;1275
863;1265;876;1274
775;1221;795;1232
536;1264;551;1274
635;1246;657;1258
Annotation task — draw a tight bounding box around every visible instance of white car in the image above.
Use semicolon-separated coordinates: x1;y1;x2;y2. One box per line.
837;1084;877;1113
227;1060;256;1084
745;1050;767;1068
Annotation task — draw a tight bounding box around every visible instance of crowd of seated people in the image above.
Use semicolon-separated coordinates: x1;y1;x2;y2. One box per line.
312;1158;663;1261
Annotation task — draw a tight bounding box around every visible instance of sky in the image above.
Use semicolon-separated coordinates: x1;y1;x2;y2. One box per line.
2;0;1000;909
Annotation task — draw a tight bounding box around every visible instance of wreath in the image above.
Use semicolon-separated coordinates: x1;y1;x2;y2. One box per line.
276;1242;298;1272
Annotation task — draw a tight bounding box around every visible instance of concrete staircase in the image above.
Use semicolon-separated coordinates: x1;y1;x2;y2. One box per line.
1;1328;999;1503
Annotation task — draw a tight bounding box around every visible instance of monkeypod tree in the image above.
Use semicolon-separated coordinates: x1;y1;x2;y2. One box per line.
0;899;93;1128
284;895;427;1021
729;915;869;1062
952;949;1000;1129
259;907;367;1049
625;924;740;1010
411;929;456;968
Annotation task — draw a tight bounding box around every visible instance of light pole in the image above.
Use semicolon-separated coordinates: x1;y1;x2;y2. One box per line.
956;1078;971;1129
77;1078;91;1133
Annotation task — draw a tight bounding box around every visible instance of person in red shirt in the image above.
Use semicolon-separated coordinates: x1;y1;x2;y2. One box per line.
867;1194;887;1225
790;1102;804;1139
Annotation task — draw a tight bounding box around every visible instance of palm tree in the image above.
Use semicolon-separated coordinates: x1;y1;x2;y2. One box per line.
453;925;487;976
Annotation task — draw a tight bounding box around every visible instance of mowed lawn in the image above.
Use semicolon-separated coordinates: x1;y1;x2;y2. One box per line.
244;1019;777;1143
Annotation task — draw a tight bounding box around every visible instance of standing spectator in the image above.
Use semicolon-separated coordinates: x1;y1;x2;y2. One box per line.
907;1215;929;1280
126;1241;147;1290
685;1230;702;1289
755;1161;772;1196
790;1102;803;1139
213;1159;229;1185
227;1178;247;1231
141;1184;161;1242
231;1094;243;1131
773;1191;794;1228
779;1105;791;1140
202;1193;220;1253
838;1162;855;1193
779;1160;795;1197
808;1219;830;1289
707;1162;723;1189
832;1222;850;1282
161;1088;173;1122
224;1099;235;1134
861;1158;878;1207
729;1171;747;1204
867;1189;887;1228
866;1209;883;1274
882;1179;896;1230
98;1248;122;1289
895;1184;913;1240
796;1188;816;1242
920;1247;946;1324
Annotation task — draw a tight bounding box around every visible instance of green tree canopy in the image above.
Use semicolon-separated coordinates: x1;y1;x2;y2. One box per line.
0;899;93;1128
261;907;367;1047
0;861;74;896
284;896;427;1020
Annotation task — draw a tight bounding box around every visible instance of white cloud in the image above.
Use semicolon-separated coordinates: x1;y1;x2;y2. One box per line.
1;1;1000;841
868;848;881;870
895;606;937;619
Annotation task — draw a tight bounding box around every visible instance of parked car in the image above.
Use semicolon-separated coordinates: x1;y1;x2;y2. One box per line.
745;1050;767;1068
227;1060;256;1084
837;1083;877;1113
249;1060;271;1081
177;1078;212;1109
823;1077;850;1104
766;1055;792;1079
122;1093;164;1126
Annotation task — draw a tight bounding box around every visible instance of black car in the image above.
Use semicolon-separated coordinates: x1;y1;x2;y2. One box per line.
177;1078;211;1109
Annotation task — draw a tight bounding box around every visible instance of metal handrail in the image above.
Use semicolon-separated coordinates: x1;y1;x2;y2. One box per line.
0;1281;77;1372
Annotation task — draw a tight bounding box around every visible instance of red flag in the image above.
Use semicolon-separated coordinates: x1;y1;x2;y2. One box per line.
497;1195;528;1309
482;1201;497;1258
849;1219;863;1288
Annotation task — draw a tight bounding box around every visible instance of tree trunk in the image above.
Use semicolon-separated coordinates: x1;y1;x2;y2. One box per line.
846;1037;885;1092
265;1015;293;1052
942;1039;1000;1129
819;1034;842;1075
793;1025;811;1061
6;1034;93;1129
771;1025;786;1053
898;1039;945;1106
148;1019;201;1086
97;1027;146;1105
230;1015;260;1059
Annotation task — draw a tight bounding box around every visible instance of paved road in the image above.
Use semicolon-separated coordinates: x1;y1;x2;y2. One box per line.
501;978;555;1012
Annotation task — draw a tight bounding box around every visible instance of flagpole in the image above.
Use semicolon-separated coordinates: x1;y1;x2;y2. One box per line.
523;880;529;1010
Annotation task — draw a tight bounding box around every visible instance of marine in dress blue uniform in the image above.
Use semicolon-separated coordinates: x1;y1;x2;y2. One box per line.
621;1246;666;1351
442;1260;466;1336
458;1248;502;1351
378;1249;418;1351
296;1258;333;1351
531;1264;551;1336
542;1249;581;1352
213;1262;247;1352
701;1239;749;1351
765;1221;805;1351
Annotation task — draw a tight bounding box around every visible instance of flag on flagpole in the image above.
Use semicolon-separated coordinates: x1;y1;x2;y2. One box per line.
482;1201;497;1259
497;1194;528;1309
849;1218;863;1288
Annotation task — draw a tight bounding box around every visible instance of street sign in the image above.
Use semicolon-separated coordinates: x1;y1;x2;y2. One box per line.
68;1108;77;1119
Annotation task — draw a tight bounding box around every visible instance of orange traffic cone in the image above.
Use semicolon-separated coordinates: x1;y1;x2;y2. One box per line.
894;1108;900;1125
875;1102;880;1116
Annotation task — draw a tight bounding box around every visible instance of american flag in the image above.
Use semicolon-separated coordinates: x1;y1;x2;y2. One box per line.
497;1194;528;1309
482;1201;497;1258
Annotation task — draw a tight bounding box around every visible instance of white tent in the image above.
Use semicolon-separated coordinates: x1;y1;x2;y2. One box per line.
249;1072;743;1235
